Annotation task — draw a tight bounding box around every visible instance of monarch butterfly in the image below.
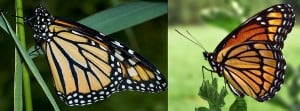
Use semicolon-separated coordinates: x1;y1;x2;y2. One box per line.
28;5;167;106
202;4;295;101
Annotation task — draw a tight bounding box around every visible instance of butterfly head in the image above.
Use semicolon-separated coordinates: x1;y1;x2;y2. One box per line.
29;5;55;43
203;51;223;76
203;51;209;60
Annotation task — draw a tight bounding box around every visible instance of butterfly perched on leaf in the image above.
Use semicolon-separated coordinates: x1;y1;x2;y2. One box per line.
201;4;295;102
27;5;167;106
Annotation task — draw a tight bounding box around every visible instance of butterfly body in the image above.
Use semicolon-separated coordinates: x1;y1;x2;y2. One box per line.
204;4;295;102
29;5;167;106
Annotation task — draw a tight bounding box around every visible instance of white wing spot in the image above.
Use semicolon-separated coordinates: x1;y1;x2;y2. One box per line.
72;30;83;36
90;41;96;46
99;33;106;36
67;95;72;99
100;45;107;50
118;68;122;73
277;5;282;8
112;41;123;47
149;83;154;88
278;27;282;32
115;50;124;61
87;94;91;98
48;33;53;37
68;101;73;105
111;55;115;61
42;25;46;28
267;8;273;12
73;93;78;97
121;85;126;89
99;91;104;95
128;49;134;55
256;17;262;21
157;76;162;80
118;77;122;80
127;79;132;84
141;83;145;87
74;99;79;103
93;97;98;100
156;69;160;74
232;35;236;38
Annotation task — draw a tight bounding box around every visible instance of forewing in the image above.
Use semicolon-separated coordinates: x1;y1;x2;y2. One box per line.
42;23;123;106
214;4;295;53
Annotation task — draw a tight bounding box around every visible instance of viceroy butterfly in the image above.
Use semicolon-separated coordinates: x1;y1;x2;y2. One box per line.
201;4;295;102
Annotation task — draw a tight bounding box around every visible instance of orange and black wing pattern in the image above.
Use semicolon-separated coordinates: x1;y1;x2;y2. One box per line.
220;42;285;101
204;4;295;102
29;5;167;106
214;4;295;52
112;45;167;92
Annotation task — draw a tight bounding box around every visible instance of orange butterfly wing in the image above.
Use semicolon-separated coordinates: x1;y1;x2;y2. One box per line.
30;5;167;106
204;4;295;102
214;4;295;52
221;42;285;101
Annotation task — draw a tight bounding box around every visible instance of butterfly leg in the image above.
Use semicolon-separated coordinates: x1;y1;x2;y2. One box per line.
202;66;216;85
28;45;42;57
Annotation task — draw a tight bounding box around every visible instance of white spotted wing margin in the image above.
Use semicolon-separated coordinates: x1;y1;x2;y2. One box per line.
213;4;295;52
109;39;168;93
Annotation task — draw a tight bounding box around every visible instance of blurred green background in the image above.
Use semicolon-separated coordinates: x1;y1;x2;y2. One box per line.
169;0;300;111
0;0;167;111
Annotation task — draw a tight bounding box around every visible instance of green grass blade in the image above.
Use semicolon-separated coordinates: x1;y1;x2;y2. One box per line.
79;1;167;34
0;11;23;111
0;12;60;111
14;49;23;111
15;0;33;110
0;13;8;33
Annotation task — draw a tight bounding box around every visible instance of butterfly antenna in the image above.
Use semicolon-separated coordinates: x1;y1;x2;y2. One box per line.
175;29;207;51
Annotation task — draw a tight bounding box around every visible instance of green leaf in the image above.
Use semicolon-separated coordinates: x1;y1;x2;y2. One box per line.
216;87;227;107
198;78;228;111
195;107;210;111
202;12;240;32
0;11;24;110
284;64;293;81
269;96;289;109
14;50;23;111
0;12;8;33
79;1;167;34
229;97;247;111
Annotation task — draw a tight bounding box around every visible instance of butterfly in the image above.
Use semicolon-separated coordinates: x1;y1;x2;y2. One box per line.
28;5;167;106
202;4;295;101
